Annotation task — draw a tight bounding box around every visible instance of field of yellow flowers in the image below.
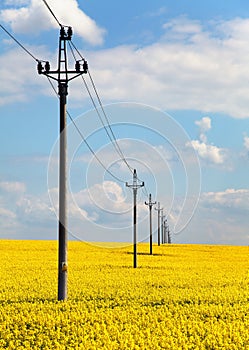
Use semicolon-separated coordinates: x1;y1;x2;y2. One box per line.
0;240;248;349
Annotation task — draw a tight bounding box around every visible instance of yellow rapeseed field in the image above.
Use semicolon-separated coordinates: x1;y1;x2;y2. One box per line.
0;240;248;349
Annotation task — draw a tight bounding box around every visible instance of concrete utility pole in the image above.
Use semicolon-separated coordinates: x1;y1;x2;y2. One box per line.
155;202;163;246
37;26;88;301
161;212;165;244
163;218;168;244
145;194;156;255
126;169;144;268
168;226;171;244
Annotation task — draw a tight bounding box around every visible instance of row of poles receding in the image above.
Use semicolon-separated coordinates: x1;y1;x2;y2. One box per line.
1;13;171;301
125;169;171;269
38;26;172;300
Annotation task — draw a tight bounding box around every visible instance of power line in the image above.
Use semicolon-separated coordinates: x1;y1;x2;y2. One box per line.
41;0;62;28
1;14;151;196
67;43;131;177
40;0;141;181
46;76;127;184
68;42;152;196
70;40;134;172
69;41;134;174
70;43;148;187
0;22;143;187
68;43;120;155
0;24;39;62
68;43;119;155
88;71;134;173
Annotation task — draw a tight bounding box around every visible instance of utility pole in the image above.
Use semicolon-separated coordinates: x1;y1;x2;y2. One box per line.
163;218;168;244
161;212;165;244
155;202;163;246
145;194;156;255
126;169;144;268
168;226;171;244
37;26;88;300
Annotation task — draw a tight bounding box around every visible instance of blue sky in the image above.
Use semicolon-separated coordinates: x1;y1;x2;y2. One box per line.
1;0;249;245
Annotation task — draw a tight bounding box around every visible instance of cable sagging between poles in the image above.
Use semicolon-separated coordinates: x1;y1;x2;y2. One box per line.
68;41;134;175
0;24;39;62
42;0;62;28
46;77;127;184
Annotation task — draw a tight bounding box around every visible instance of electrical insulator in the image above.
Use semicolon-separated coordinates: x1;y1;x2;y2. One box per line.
60;27;66;39
83;60;88;73
37;61;43;74
75;61;80;73
67;27;73;40
45;61;50;73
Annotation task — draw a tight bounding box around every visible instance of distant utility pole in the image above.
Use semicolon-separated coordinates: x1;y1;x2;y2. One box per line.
155;202;163;246
168;226;171;244
37;26;88;301
163;218;168;244
126;169;144;268
161;212;165;244
145;194;156;255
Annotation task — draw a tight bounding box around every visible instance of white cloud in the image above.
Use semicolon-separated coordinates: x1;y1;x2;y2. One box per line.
4;1;29;5
0;180;56;237
173;188;249;245
2;15;249;116
202;188;249;210
163;16;202;36
195;116;211;132
189;139;226;164
0;0;105;45
243;134;249;151
80;17;249;118
195;116;211;142
0;179;248;245
73;181;130;217
0;181;26;193
188;116;229;166
0;45;51;106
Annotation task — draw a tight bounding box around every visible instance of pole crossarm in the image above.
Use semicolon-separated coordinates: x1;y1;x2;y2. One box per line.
126;169;144;268
126;169;144;192
39;71;86;82
37;26;88;84
145;193;157;210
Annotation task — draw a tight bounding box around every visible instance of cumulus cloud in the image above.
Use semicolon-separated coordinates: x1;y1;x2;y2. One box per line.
190;140;226;164
77;16;249;118
188;116;227;166
0;180;56;238
1;179;248;245
72;181;133;224
0;45;51;107
243;134;249;151
202;188;249;210
0;0;105;45
195;116;211;142
173;188;249;245
2;14;249;116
